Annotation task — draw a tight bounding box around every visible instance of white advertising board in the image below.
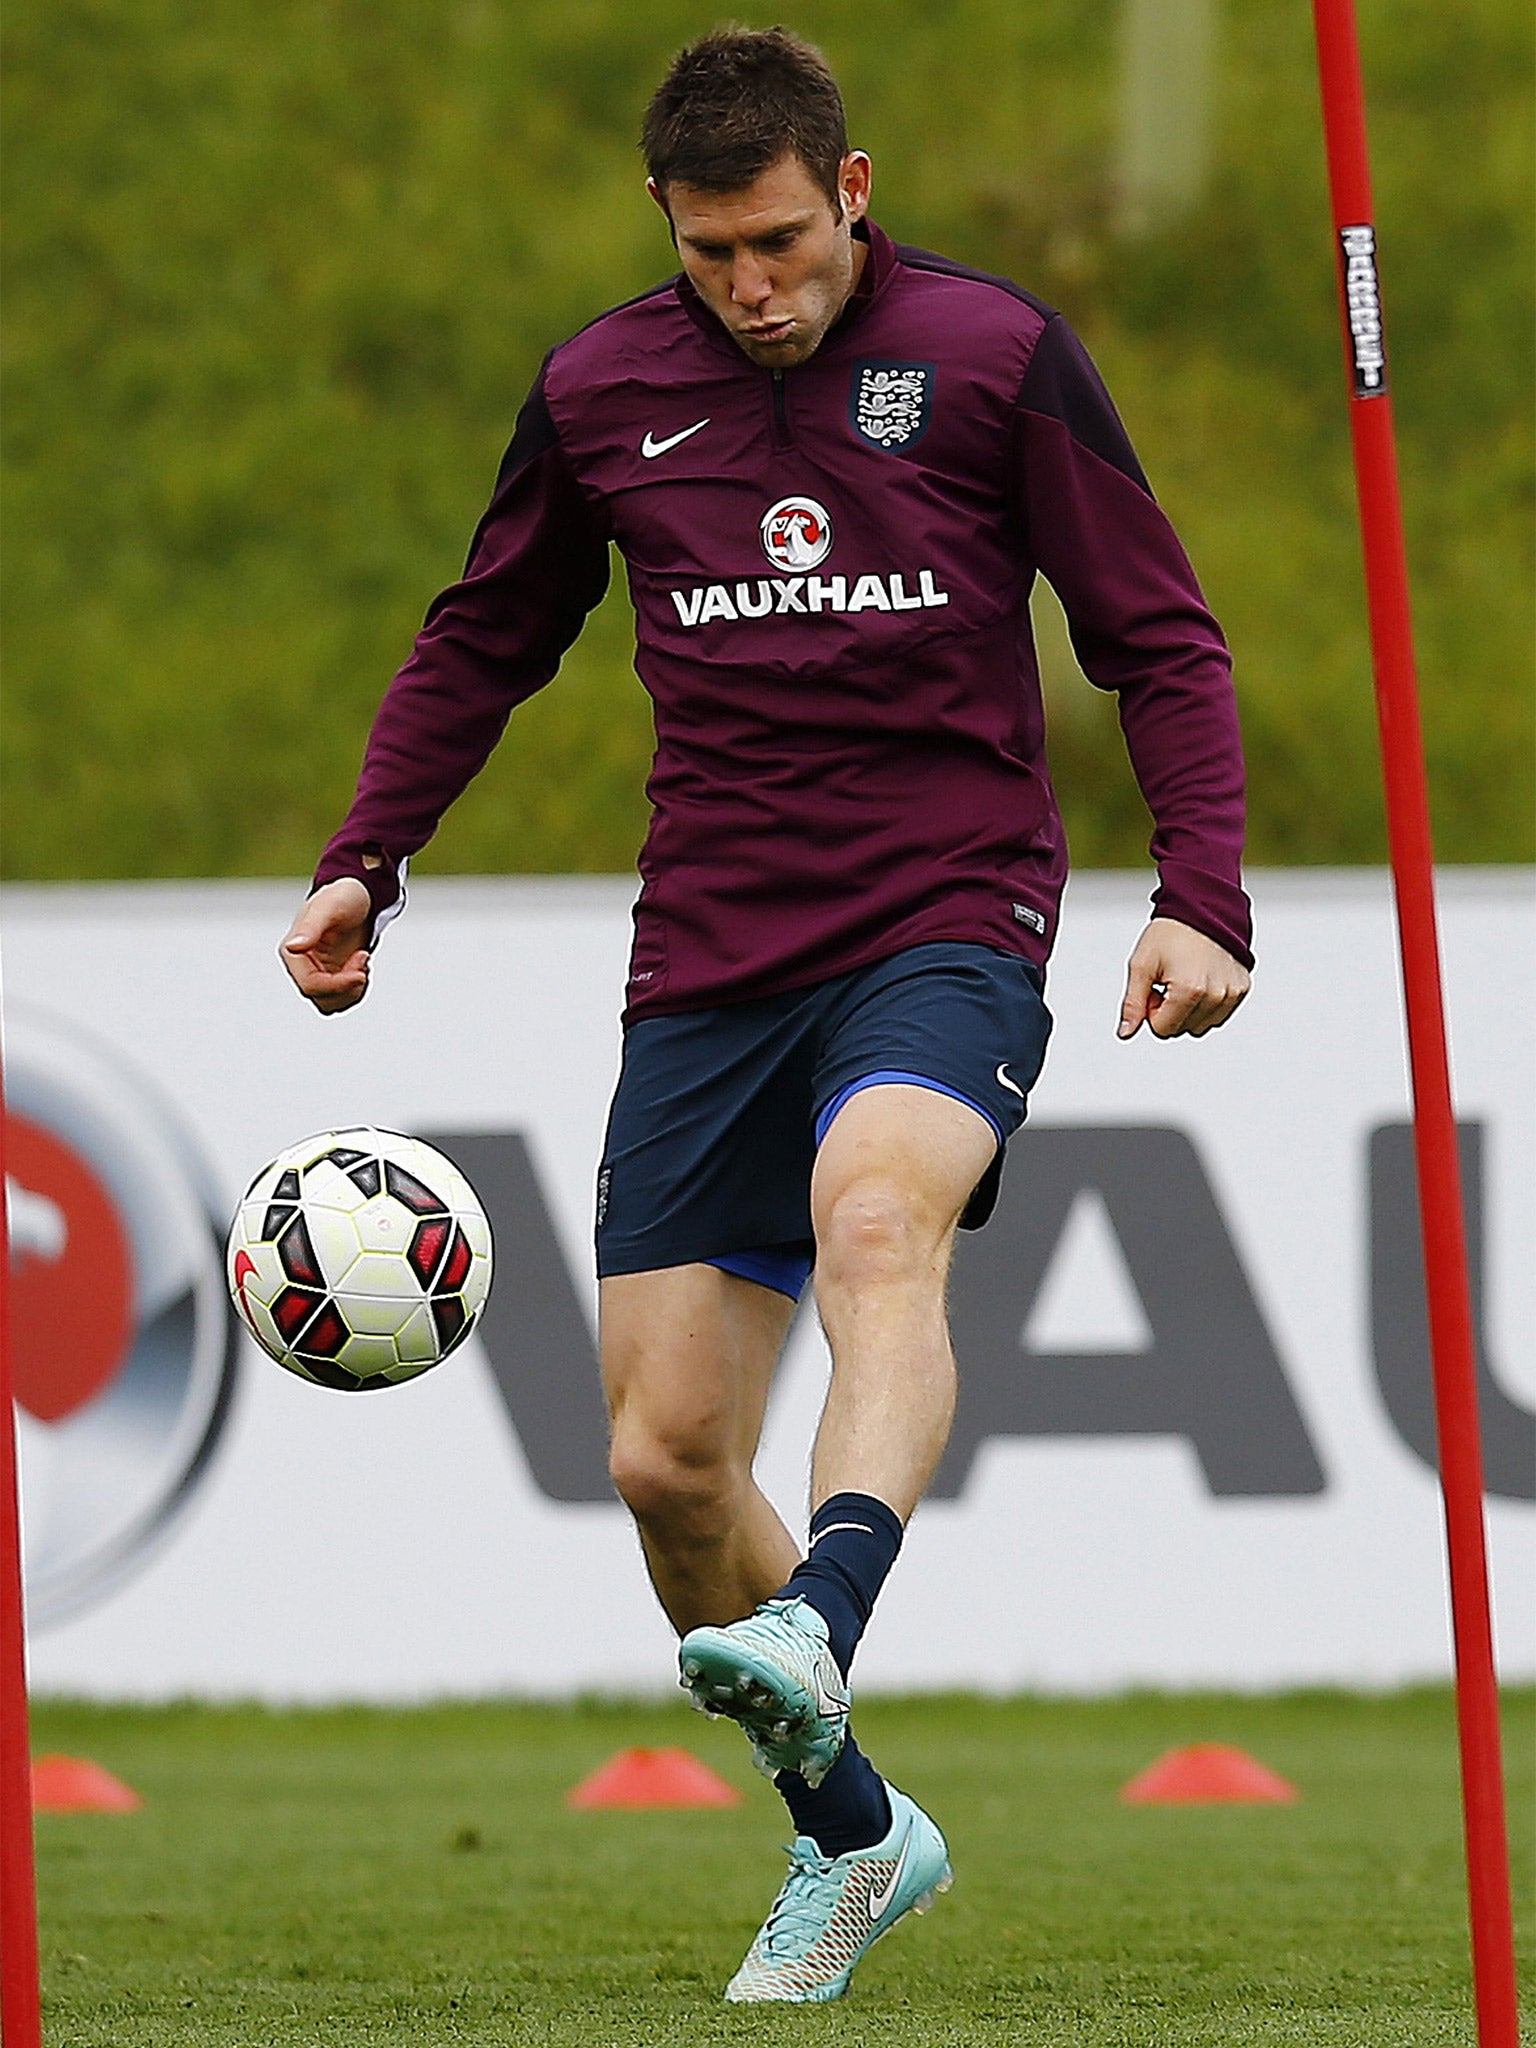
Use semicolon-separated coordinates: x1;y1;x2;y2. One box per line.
3;870;1532;1700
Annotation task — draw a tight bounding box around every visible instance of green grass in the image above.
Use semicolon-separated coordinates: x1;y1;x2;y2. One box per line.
2;0;1532;882
30;1687;1536;2045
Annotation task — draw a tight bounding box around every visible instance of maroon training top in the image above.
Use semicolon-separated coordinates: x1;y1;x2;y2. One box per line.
315;221;1252;1020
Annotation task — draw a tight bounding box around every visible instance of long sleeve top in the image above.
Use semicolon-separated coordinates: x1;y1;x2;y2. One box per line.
316;220;1252;1020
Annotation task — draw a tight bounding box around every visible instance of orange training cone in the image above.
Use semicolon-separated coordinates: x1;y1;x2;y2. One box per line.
1120;1743;1298;1805
567;1746;741;1810
32;1756;142;1814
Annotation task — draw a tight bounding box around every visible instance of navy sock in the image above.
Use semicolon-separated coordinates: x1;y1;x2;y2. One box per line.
778;1491;904;1677
775;1732;891;1856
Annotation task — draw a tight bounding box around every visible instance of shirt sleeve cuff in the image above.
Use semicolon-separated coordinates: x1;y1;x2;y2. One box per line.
310;847;405;949
1149;866;1255;972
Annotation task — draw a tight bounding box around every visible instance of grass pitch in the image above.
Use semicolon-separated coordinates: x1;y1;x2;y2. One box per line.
32;1688;1534;2046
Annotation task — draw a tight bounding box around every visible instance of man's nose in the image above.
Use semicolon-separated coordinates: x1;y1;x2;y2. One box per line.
729;256;772;308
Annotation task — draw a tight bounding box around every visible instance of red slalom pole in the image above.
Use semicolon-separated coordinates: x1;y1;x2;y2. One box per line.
0;1040;43;2047
1308;1;1520;2040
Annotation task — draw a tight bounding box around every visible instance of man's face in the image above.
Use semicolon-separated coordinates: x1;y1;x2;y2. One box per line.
655;151;872;369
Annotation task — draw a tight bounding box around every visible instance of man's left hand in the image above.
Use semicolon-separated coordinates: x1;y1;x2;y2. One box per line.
1117;917;1250;1041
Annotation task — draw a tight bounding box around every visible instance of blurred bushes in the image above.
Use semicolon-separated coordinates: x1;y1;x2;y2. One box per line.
2;0;1531;880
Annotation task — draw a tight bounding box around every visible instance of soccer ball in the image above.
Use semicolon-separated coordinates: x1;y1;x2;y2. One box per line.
227;1129;492;1390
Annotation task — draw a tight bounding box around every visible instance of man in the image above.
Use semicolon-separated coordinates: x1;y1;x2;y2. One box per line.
282;27;1252;2004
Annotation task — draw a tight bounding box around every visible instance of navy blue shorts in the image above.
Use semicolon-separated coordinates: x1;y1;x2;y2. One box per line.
594;942;1052;1300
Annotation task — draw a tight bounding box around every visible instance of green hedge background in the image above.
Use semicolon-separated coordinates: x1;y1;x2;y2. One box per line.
3;0;1531;881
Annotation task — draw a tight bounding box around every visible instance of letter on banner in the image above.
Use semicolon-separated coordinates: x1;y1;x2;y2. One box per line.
1369;1121;1534;1501
940;1126;1325;1497
423;1132;611;1501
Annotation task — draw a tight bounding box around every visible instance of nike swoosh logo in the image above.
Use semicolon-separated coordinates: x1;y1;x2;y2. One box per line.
996;1062;1025;1100
867;1834;912;1922
812;1669;849;1719
641;418;710;459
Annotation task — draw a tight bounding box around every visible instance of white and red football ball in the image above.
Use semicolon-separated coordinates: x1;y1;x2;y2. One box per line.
227;1129;492;1390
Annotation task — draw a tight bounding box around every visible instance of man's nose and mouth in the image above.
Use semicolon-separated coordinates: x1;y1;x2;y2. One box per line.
728;267;796;346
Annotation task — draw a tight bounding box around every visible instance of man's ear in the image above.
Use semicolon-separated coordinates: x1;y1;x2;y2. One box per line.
646;176;679;245
838;151;873;227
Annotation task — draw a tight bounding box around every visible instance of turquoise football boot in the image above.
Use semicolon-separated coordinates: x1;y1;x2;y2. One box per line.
724;1784;952;2002
679;1595;849;1786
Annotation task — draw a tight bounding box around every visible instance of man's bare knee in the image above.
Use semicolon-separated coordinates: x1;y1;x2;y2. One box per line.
811;1087;995;1307
816;1176;942;1296
608;1416;739;1537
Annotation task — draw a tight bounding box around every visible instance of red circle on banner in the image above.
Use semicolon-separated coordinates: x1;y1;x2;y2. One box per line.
6;1113;135;1422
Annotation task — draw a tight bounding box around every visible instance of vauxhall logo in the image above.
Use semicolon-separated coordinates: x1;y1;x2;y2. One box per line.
8;1006;240;1625
669;492;952;629
424;1125;1533;1508
761;494;833;571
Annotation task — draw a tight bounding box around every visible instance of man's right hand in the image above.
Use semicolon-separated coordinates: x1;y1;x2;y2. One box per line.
280;878;374;1014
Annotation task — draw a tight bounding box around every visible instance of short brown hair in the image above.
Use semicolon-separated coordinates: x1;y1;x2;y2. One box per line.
642;26;849;209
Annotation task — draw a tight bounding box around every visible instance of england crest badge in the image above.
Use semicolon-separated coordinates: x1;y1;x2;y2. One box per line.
851;361;934;451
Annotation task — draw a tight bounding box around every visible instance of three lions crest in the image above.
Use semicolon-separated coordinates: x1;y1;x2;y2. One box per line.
851;362;934;451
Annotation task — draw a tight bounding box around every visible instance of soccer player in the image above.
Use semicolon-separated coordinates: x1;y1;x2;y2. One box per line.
282;28;1252;2002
